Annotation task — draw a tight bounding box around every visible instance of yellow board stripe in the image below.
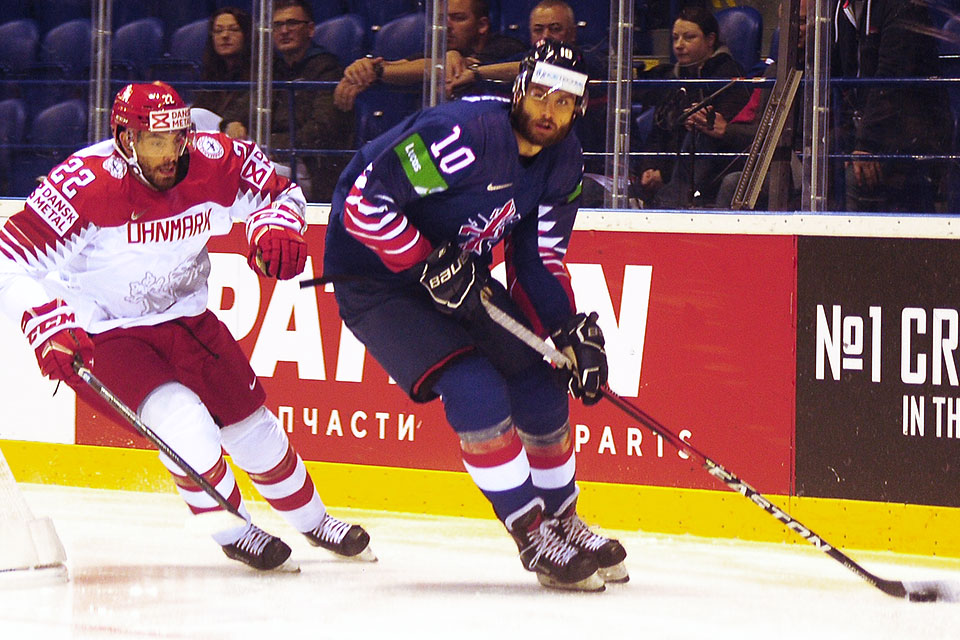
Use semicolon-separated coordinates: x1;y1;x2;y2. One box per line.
4;439;960;557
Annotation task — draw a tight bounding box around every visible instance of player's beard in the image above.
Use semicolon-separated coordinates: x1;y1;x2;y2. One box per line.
511;108;572;149
140;158;180;190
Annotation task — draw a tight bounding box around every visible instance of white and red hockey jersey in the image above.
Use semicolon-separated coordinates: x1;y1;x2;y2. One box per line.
0;133;306;333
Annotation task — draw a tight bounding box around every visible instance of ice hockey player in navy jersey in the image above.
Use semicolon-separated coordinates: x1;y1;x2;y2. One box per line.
324;40;628;591
0;82;374;571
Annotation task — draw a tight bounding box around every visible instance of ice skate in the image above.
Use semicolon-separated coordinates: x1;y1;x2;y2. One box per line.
221;523;299;572
304;512;377;562
557;502;628;583
507;503;604;592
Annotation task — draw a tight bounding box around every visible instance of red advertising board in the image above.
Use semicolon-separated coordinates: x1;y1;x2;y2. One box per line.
77;226;796;494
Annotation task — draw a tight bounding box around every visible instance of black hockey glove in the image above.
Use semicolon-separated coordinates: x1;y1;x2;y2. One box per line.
551;312;608;405
419;242;488;321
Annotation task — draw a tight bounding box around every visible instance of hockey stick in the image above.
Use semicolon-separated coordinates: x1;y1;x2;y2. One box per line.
479;296;960;602
72;360;248;532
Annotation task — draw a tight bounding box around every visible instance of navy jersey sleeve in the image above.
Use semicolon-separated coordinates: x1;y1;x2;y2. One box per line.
504;138;584;335
341;117;481;272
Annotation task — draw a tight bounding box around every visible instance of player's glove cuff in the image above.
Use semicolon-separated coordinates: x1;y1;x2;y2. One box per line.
551;311;608;405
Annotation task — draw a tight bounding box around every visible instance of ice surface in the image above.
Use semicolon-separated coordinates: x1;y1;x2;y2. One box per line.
2;484;959;639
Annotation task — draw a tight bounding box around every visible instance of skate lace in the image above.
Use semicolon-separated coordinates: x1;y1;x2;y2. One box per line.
525;519;578;568
562;512;607;552
313;514;351;544
235;526;272;556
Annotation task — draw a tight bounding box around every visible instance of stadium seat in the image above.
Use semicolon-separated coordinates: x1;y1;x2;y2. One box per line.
31;0;89;35
0;98;26;194
569;0;609;51
314;14;367;68
113;18;165;79
310;0;351;24
169;18;209;67
0;19;39;75
349;0;420;34
353;12;427;143
112;0;160;30
159;4;211;35
38;18;90;73
9;99;87;197
26;19;90;117
373;11;425;60
499;0;535;44
716;7;762;74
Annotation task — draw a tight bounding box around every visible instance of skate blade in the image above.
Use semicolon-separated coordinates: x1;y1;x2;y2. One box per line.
326;544;378;563
272;558;301;573
599;562;629;584
536;571;605;592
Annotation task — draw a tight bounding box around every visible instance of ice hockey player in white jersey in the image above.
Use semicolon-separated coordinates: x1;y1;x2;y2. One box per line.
0;81;374;570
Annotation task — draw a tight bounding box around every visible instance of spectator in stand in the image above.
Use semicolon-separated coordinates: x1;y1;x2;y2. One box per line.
218;0;354;202
635;6;751;208
193;7;252;139
710;0;808;209
832;0;953;212
332;0;526;111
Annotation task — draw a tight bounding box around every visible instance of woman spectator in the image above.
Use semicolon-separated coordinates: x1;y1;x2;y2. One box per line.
635;6;750;208
193;7;252;139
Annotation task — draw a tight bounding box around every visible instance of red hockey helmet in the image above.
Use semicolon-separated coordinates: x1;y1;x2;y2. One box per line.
111;81;191;134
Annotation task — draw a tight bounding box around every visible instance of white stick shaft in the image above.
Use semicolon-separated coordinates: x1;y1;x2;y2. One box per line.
479;297;572;368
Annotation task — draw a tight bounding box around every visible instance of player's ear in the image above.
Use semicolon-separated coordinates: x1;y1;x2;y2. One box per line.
478;16;489;36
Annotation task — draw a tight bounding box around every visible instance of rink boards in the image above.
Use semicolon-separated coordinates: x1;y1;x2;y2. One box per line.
2;200;960;556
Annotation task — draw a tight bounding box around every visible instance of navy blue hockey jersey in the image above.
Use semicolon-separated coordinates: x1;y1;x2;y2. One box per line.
324;97;584;334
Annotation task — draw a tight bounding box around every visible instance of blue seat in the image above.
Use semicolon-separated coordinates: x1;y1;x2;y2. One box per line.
373;12;425;60
112;0;161;29
716;7;762;74
310;0;351;24
314;13;367;68
0;97;27;194
169;18;209;67
500;0;535;44
353;12;427;143
0;19;39;75
349;0;420;33
26;19;90;117
113;18;165;79
38;18;90;73
569;0;608;50
159;5;211;35
9;99;87;197
31;0;89;35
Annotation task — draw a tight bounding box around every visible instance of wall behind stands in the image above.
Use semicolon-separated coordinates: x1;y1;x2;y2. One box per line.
2;198;960;557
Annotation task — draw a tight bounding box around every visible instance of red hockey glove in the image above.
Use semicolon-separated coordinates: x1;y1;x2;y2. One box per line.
248;226;307;280
551;312;608;405
21;300;94;388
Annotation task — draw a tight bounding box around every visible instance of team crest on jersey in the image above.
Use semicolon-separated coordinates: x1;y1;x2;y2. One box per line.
194;135;225;160
102;155;127;179
459;199;519;253
240;149;274;189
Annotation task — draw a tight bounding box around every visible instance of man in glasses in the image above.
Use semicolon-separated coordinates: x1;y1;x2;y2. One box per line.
270;0;354;202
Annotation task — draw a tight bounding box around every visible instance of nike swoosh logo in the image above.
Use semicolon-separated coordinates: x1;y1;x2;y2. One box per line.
249;378;257;390
130;211;146;220
486;182;513;191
